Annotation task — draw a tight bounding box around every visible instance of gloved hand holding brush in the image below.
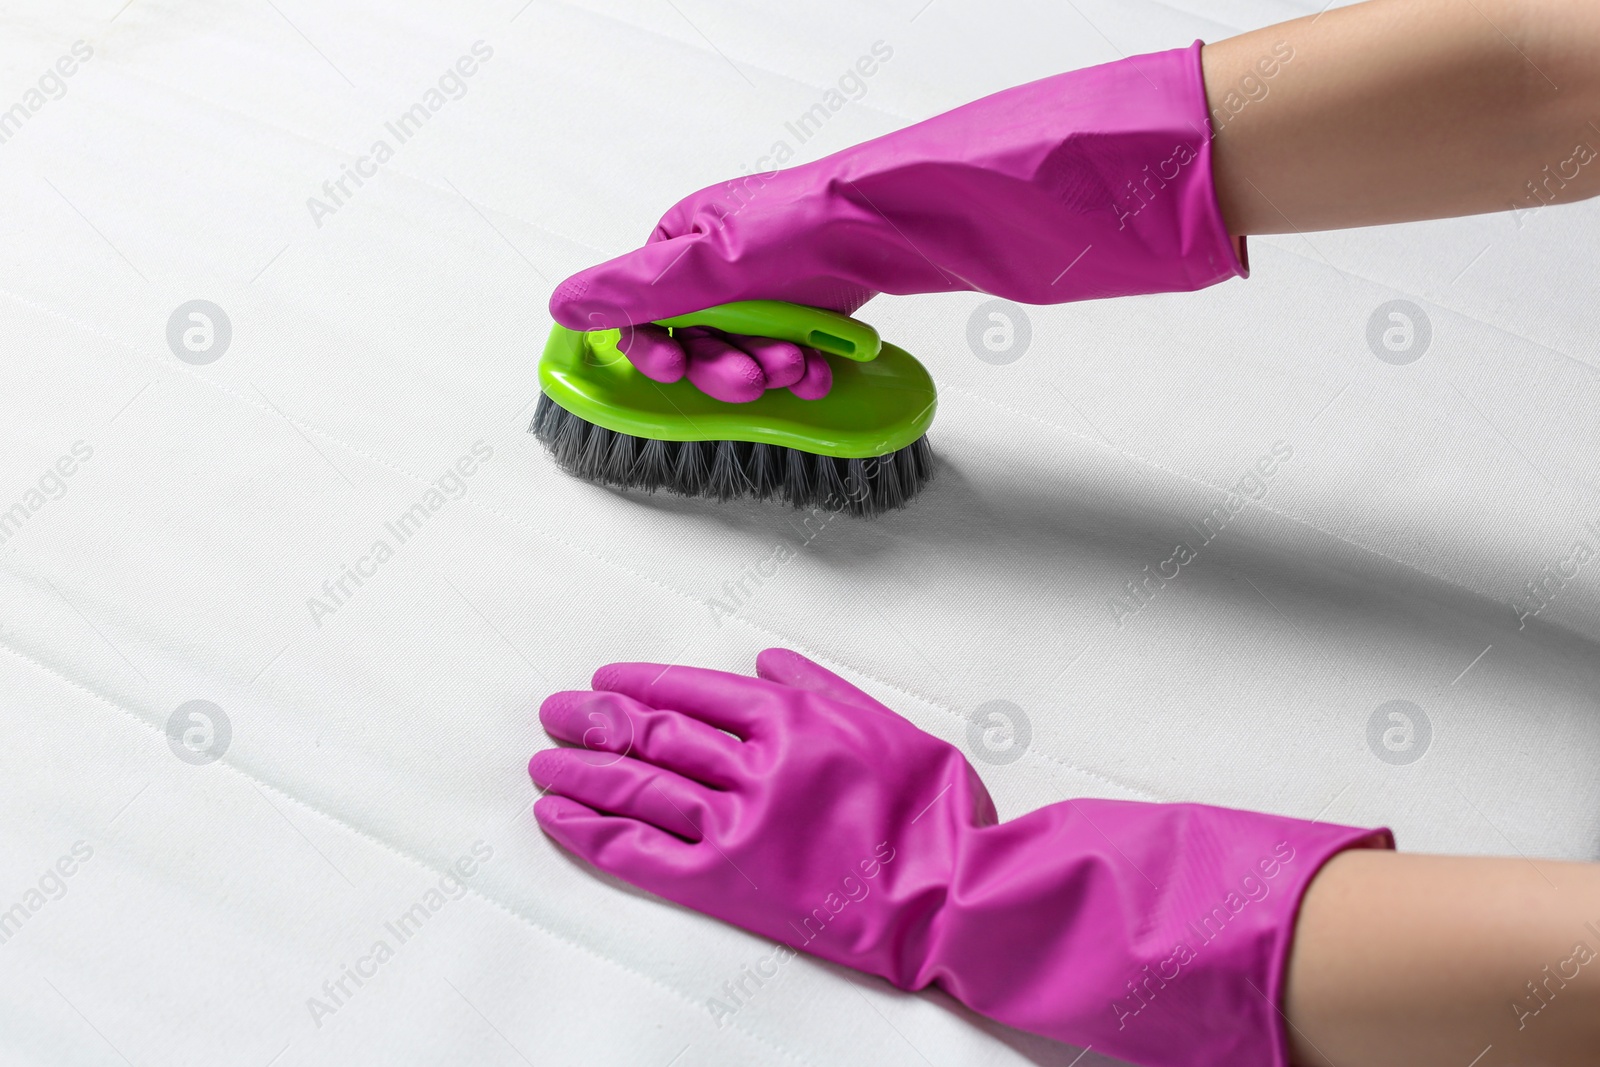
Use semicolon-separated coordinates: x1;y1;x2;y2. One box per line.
553;0;1600;403
552;41;1243;402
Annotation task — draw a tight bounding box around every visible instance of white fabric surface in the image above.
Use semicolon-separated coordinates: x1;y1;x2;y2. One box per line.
2;1;1597;1064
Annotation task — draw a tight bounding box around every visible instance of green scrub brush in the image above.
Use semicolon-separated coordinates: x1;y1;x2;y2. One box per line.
531;301;937;517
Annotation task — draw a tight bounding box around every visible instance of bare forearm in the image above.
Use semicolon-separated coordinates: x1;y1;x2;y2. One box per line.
1285;850;1600;1067
1203;0;1600;234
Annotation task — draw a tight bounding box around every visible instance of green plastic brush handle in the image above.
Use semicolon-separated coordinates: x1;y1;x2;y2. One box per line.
540;321;936;458
653;300;882;362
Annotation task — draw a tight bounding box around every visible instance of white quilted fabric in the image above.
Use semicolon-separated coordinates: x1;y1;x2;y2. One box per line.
1;1;1596;1064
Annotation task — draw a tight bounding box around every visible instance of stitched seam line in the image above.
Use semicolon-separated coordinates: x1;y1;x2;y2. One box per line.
0;282;1168;798
939;382;1599;648
0;632;823;1067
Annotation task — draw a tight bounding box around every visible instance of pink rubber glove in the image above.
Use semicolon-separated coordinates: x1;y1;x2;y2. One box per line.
531;650;1390;1067
551;42;1246;400
619;324;833;404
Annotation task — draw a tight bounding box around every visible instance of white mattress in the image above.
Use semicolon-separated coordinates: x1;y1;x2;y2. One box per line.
2;1;1597;1064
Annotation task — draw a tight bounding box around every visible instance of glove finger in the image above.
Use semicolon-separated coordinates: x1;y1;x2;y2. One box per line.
593;662;776;737
787;348;833;400
753;648;893;717
534;795;693;878
540;690;744;788
728;334;806;390
679;327;766;403
616;324;685;383
548;234;721;331
531;748;719;843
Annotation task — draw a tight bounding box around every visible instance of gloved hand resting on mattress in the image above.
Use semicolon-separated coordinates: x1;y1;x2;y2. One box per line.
549;41;1246;403
530;648;1389;1067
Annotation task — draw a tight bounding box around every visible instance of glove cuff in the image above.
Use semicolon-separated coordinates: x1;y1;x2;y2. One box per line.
913;801;1391;1067
1177;39;1251;290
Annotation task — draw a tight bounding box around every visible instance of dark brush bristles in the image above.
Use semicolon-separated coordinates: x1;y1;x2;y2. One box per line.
631;436;673;492
746;442;779;500
543;395;591;473
707;441;752;501
904;437;932;499
869;452;897;515
814;456;848;513
673;440;711;496
604;430;637;485
531;395;932;517
844;459;871;514
783;447;815;509
531;392;561;438
577;415;611;480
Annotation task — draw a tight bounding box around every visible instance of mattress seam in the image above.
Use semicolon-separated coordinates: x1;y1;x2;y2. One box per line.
47;33;1600;377
10;273;1590;639
1241;240;1600;377
0;285;1171;802
41;59;611;266
940;381;1599;643
8;279;1598;743
0;632;826;1067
